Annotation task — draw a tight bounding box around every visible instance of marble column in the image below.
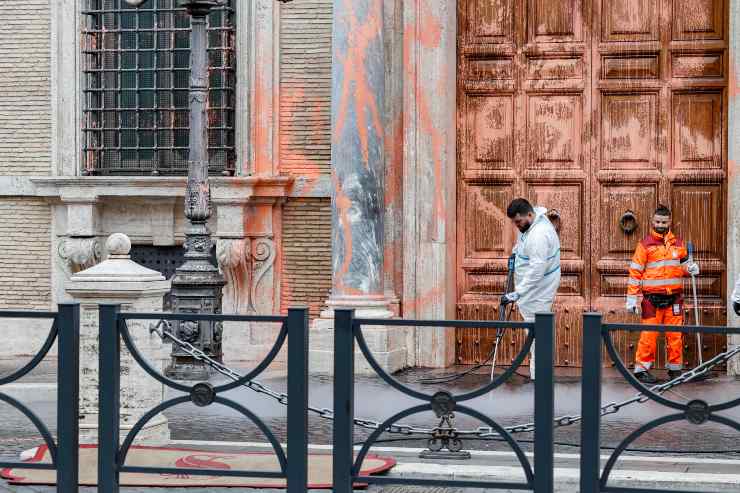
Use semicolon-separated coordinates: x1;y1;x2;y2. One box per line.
309;0;406;374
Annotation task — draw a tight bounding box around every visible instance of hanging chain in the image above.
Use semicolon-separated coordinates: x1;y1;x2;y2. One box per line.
463;343;740;438
150;321;740;439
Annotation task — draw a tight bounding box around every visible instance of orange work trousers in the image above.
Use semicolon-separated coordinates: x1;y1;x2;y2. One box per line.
634;297;684;372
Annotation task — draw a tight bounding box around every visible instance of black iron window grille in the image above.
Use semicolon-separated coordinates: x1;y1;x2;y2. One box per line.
81;0;236;176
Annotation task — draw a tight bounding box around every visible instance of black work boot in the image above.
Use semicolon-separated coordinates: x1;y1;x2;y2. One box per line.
667;369;683;381
634;371;658;384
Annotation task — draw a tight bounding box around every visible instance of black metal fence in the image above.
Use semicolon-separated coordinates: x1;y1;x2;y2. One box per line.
2;304;740;493
97;305;309;493
332;309;556;493
0;305;80;492
579;313;740;493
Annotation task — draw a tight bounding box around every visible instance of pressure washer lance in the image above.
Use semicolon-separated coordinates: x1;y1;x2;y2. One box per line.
490;253;516;382
687;241;703;365
418;254;517;385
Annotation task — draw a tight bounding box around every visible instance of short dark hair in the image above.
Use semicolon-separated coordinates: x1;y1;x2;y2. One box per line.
654;204;671;217
507;198;534;218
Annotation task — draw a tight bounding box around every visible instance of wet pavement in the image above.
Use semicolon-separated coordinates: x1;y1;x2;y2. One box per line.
1;359;740;491
158;367;740;458
1;360;739;457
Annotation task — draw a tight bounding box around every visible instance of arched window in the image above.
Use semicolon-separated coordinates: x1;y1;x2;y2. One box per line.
81;0;236;175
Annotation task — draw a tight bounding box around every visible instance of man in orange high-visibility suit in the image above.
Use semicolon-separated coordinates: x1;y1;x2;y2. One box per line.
626;204;700;384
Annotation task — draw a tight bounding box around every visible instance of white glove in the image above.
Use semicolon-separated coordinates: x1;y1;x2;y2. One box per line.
502;292;520;304
626;297;640;315
686;261;700;276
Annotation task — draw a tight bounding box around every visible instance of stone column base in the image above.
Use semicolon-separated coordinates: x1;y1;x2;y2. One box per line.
309;298;408;376
79;413;170;446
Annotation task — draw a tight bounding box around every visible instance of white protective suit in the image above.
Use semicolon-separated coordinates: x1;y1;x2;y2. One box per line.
512;206;561;379
732;278;740;315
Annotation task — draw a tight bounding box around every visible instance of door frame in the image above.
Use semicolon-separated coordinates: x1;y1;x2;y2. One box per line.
403;0;740;371
442;0;740;368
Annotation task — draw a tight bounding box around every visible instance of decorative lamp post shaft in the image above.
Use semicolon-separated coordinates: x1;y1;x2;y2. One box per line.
122;0;293;380
165;0;225;380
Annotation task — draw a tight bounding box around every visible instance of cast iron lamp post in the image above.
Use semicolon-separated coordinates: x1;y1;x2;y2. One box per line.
124;0;291;379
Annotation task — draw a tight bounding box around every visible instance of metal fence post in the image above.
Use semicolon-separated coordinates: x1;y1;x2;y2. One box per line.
287;307;309;493
533;312;555;493
332;309;355;493
57;303;80;492
98;304;121;493
580;313;603;493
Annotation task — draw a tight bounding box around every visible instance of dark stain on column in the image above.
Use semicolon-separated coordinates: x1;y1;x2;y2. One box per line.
331;0;386;297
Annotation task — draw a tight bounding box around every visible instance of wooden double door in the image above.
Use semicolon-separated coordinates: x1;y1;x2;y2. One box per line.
456;0;729;369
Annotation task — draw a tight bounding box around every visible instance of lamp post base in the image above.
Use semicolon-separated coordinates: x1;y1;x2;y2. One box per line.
164;357;214;381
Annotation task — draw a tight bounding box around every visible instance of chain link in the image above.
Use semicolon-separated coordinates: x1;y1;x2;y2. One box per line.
151;321;740;439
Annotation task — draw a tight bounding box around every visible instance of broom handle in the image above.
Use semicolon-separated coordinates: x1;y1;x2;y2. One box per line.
688;241;703;364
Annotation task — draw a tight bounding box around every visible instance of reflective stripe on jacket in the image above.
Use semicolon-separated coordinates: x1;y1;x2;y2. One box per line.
627;230;688;301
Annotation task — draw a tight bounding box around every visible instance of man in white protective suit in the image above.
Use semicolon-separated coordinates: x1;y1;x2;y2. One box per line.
500;198;561;380
733;277;740;316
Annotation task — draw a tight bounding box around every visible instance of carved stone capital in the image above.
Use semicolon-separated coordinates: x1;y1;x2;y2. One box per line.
58;237;102;273
251;237;276;308
216;238;250;270
215;237;277;315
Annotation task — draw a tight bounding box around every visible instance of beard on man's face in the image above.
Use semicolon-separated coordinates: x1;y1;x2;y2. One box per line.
518;221;532;233
654;226;669;234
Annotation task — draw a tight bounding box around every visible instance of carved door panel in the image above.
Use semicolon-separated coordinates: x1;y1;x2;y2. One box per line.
591;0;728;370
456;0;592;367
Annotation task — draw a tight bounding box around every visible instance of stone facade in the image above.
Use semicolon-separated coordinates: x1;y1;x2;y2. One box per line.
280;198;333;319
0;0;54;359
280;0;333;177
0;198;52;310
0;198;54;359
0;0;51;176
728;0;740;376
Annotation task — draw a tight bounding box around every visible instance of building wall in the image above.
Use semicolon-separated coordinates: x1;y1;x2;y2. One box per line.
279;0;332;176
0;0;51;176
0;198;52;310
278;0;334;319
280;198;332;319
728;0;740;376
